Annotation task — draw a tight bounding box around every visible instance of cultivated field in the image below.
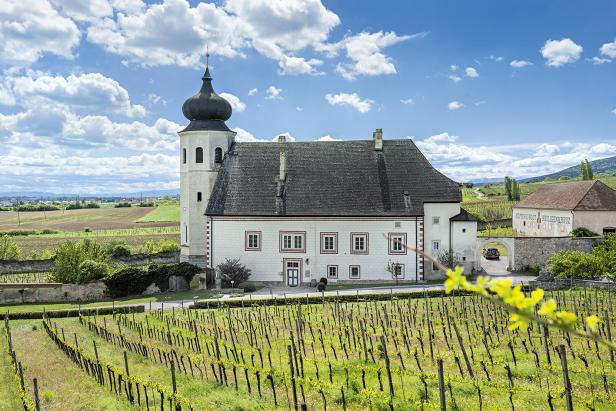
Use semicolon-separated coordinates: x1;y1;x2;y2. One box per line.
3;289;615;410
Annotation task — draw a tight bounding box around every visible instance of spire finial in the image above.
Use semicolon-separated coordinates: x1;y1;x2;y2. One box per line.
205;44;209;68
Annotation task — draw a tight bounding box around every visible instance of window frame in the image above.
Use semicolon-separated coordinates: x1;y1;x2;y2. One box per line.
320;232;338;254
214;147;223;163
245;231;262;251
388;232;408;255
327;265;338;279
182;148;187;164
390;263;405;279
431;240;441;271
350;233;369;255
197;192;202;202
349;265;361;279
195;147;204;163
279;231;306;253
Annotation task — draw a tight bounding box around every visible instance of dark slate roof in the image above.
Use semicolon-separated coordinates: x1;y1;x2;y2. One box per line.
206;139;461;217
180;67;232;133
515;180;616;211
450;209;478;222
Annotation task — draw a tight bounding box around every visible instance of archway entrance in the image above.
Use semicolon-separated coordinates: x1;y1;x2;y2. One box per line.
476;237;515;275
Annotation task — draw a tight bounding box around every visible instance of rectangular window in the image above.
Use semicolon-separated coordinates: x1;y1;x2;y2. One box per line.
350;233;369;254
182;148;186;164
389;233;407;255
391;263;405;279
245;231;261;251
327;265;338;279
462;228;466;233
320;232;338;254
432;240;441;271
280;231;306;252
349;265;360;279
432;216;440;225
197;192;202;202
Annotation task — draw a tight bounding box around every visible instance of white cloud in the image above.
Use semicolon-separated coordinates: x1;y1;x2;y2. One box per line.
265;85;282;100
233;127;261;142
510;60;532;68
295;106;303;111
589;57;611;65
612;108;616;116
448;74;462;82
248;88;258;96
541;38;583;67
449;65;458;71
219;92;246;112
3;72;146;117
465;67;479;77
325;92;374;113
488;55;504;62
600;39;616;58
400;98;414;105
147;93;166;106
277;55;323;76
415;133;616;182
316;135;341;141
323;31;426;80
50;0;113;22
448;101;464;110
0;0;81;66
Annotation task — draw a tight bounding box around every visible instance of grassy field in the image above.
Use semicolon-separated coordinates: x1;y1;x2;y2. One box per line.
137;204;180;223
2;289;615;410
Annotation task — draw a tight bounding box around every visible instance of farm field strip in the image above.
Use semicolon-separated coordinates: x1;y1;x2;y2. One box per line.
4;289;616;410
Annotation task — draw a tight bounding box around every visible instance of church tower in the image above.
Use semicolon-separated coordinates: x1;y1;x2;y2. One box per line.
178;55;236;265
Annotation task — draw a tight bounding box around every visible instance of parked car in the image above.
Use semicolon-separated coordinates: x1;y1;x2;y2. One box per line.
483;247;500;260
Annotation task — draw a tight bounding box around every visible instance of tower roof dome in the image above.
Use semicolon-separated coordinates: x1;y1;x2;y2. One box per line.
181;56;232;132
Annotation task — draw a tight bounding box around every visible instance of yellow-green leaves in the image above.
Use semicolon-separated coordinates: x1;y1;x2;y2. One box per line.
444;266;467;293
585;315;601;333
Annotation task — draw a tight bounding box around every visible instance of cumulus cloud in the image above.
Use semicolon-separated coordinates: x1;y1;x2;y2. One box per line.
321;31;426;80
0;0;81;66
400;98;414;105
232;127;297;143
248;88;258;96
510;60;532;68
50;0;113;22
448;74;462;82
325;92;374;113
415;133;616;182
219;92;246;112
612;108;616;116
465;67;479;77
541;38;583;67
589;56;611;65
448;101;464;110
600;39;616;58
265;86;282;100
3;72;146;117
316;135;341;141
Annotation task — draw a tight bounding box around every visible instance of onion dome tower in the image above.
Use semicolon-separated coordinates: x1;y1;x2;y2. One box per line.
178;53;236;266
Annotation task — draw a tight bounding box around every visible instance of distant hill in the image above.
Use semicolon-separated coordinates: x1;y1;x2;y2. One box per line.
521;155;616;183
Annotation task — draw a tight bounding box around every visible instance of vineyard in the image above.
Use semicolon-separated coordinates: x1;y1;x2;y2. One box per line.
2;289;616;410
462;199;516;222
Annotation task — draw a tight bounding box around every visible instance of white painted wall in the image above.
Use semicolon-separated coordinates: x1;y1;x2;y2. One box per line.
451;220;478;272
573;211;616;234
210;217;422;284
423;202;461;279
179;129;235;264
513;208;573;237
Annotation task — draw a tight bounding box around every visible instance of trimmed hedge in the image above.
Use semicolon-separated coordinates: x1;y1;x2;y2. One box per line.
190;288;488;309
104;262;201;298
2;304;144;320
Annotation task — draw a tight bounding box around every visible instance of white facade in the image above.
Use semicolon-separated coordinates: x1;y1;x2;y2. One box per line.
572;211;616;235
451;220;479;273
513;208;574;237
179;129;235;265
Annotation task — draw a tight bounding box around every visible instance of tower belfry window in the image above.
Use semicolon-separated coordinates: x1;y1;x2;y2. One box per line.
215;147;223;163
196;147;203;163
183;148;186;164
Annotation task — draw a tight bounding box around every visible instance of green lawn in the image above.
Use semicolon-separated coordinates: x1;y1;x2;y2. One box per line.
137;204;180;223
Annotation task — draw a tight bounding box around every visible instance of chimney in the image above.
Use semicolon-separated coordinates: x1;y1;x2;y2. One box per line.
278;135;286;143
403;190;411;211
279;146;286;181
373;128;383;151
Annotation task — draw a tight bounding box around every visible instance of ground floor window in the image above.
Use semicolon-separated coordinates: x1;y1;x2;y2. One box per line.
391;263;405;279
327;265;338;279
349;265;360;279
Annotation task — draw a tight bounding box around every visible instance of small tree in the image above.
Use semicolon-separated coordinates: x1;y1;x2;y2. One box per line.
217;258;251;288
386;260;404;284
0;235;21;260
437;250;463;270
504;176;512;200
586;159;594;179
52;239;108;283
570;227;598;237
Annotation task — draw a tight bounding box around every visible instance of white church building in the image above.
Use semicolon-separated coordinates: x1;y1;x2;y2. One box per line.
179;63;477;286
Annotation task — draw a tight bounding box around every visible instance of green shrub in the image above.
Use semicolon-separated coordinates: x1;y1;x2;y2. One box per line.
158;240;180;253
570;227;598;237
239;282;257;292
0;235;21;260
16;204;60;212
319;277;328;285
85;202;100;208
114;202;132;208
317;282;326;292
548;250;602;280
104;262;200;298
217;258;251;288
593;234;616;281
51;239;108;283
108;241;131;258
77;260;109;283
40;229;58;235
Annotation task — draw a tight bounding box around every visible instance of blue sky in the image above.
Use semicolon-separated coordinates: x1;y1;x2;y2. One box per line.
0;0;615;194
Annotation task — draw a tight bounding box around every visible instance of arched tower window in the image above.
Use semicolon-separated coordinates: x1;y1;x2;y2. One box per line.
214;147;223;163
182;148;186;164
195;147;203;163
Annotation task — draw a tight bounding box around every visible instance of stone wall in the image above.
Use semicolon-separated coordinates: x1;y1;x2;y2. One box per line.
513;236;603;270
0;281;107;304
0;251;180;274
530;279;615;291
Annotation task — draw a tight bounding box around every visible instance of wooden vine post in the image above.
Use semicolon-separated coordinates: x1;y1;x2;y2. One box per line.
559;345;573;411
380;335;395;410
437;359;446;411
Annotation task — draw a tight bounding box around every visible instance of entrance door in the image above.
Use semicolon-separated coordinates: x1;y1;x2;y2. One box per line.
286;261;300;287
